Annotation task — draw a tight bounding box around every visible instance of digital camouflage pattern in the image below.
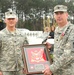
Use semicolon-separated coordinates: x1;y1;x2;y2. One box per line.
49;22;74;75
2;70;24;75
0;28;28;72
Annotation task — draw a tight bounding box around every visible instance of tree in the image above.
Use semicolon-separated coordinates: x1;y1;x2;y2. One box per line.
0;0;12;13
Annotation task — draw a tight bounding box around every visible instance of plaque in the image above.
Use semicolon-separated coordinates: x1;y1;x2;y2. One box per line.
22;44;52;74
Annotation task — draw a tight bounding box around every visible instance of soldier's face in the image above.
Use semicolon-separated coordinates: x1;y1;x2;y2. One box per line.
54;11;68;25
4;18;18;27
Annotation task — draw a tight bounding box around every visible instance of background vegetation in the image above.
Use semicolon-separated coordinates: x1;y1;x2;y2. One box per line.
0;0;74;30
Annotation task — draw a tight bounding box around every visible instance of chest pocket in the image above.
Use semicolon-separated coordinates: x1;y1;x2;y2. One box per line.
1;35;25;48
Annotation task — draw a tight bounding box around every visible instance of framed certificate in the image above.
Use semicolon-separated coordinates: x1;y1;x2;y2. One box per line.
22;44;52;74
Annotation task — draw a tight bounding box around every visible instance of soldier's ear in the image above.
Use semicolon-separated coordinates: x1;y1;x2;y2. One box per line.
53;13;56;19
66;12;68;18
15;18;18;23
4;19;7;23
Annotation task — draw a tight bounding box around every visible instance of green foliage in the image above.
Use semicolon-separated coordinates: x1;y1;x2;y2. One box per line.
0;0;74;30
0;0;12;12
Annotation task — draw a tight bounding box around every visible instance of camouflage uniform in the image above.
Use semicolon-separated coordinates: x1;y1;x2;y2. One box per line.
0;28;28;75
49;22;74;75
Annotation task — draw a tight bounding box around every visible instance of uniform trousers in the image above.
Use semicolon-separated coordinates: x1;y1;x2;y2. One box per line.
2;70;26;75
2;71;43;75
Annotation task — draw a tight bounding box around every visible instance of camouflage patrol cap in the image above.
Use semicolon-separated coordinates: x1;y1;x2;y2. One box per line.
54;5;67;13
5;11;17;18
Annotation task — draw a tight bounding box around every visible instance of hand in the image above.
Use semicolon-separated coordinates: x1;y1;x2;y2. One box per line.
43;67;52;75
45;42;52;49
0;71;3;75
48;36;51;38
22;68;27;74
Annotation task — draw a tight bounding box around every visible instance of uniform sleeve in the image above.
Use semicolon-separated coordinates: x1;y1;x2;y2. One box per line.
49;27;74;73
0;31;5;71
0;33;2;71
0;42;1;71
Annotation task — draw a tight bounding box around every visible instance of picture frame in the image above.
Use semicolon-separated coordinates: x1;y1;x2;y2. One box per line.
22;44;52;74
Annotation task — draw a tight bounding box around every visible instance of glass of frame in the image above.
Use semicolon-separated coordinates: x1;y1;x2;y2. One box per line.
22;44;52;74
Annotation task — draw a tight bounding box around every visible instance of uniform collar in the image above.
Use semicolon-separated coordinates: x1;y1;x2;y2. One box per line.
56;22;71;34
3;27;19;35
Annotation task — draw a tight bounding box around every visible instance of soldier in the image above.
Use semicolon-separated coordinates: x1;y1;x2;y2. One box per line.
0;10;28;75
43;5;74;75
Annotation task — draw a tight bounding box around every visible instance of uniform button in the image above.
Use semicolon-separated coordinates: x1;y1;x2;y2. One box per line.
56;39;58;41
